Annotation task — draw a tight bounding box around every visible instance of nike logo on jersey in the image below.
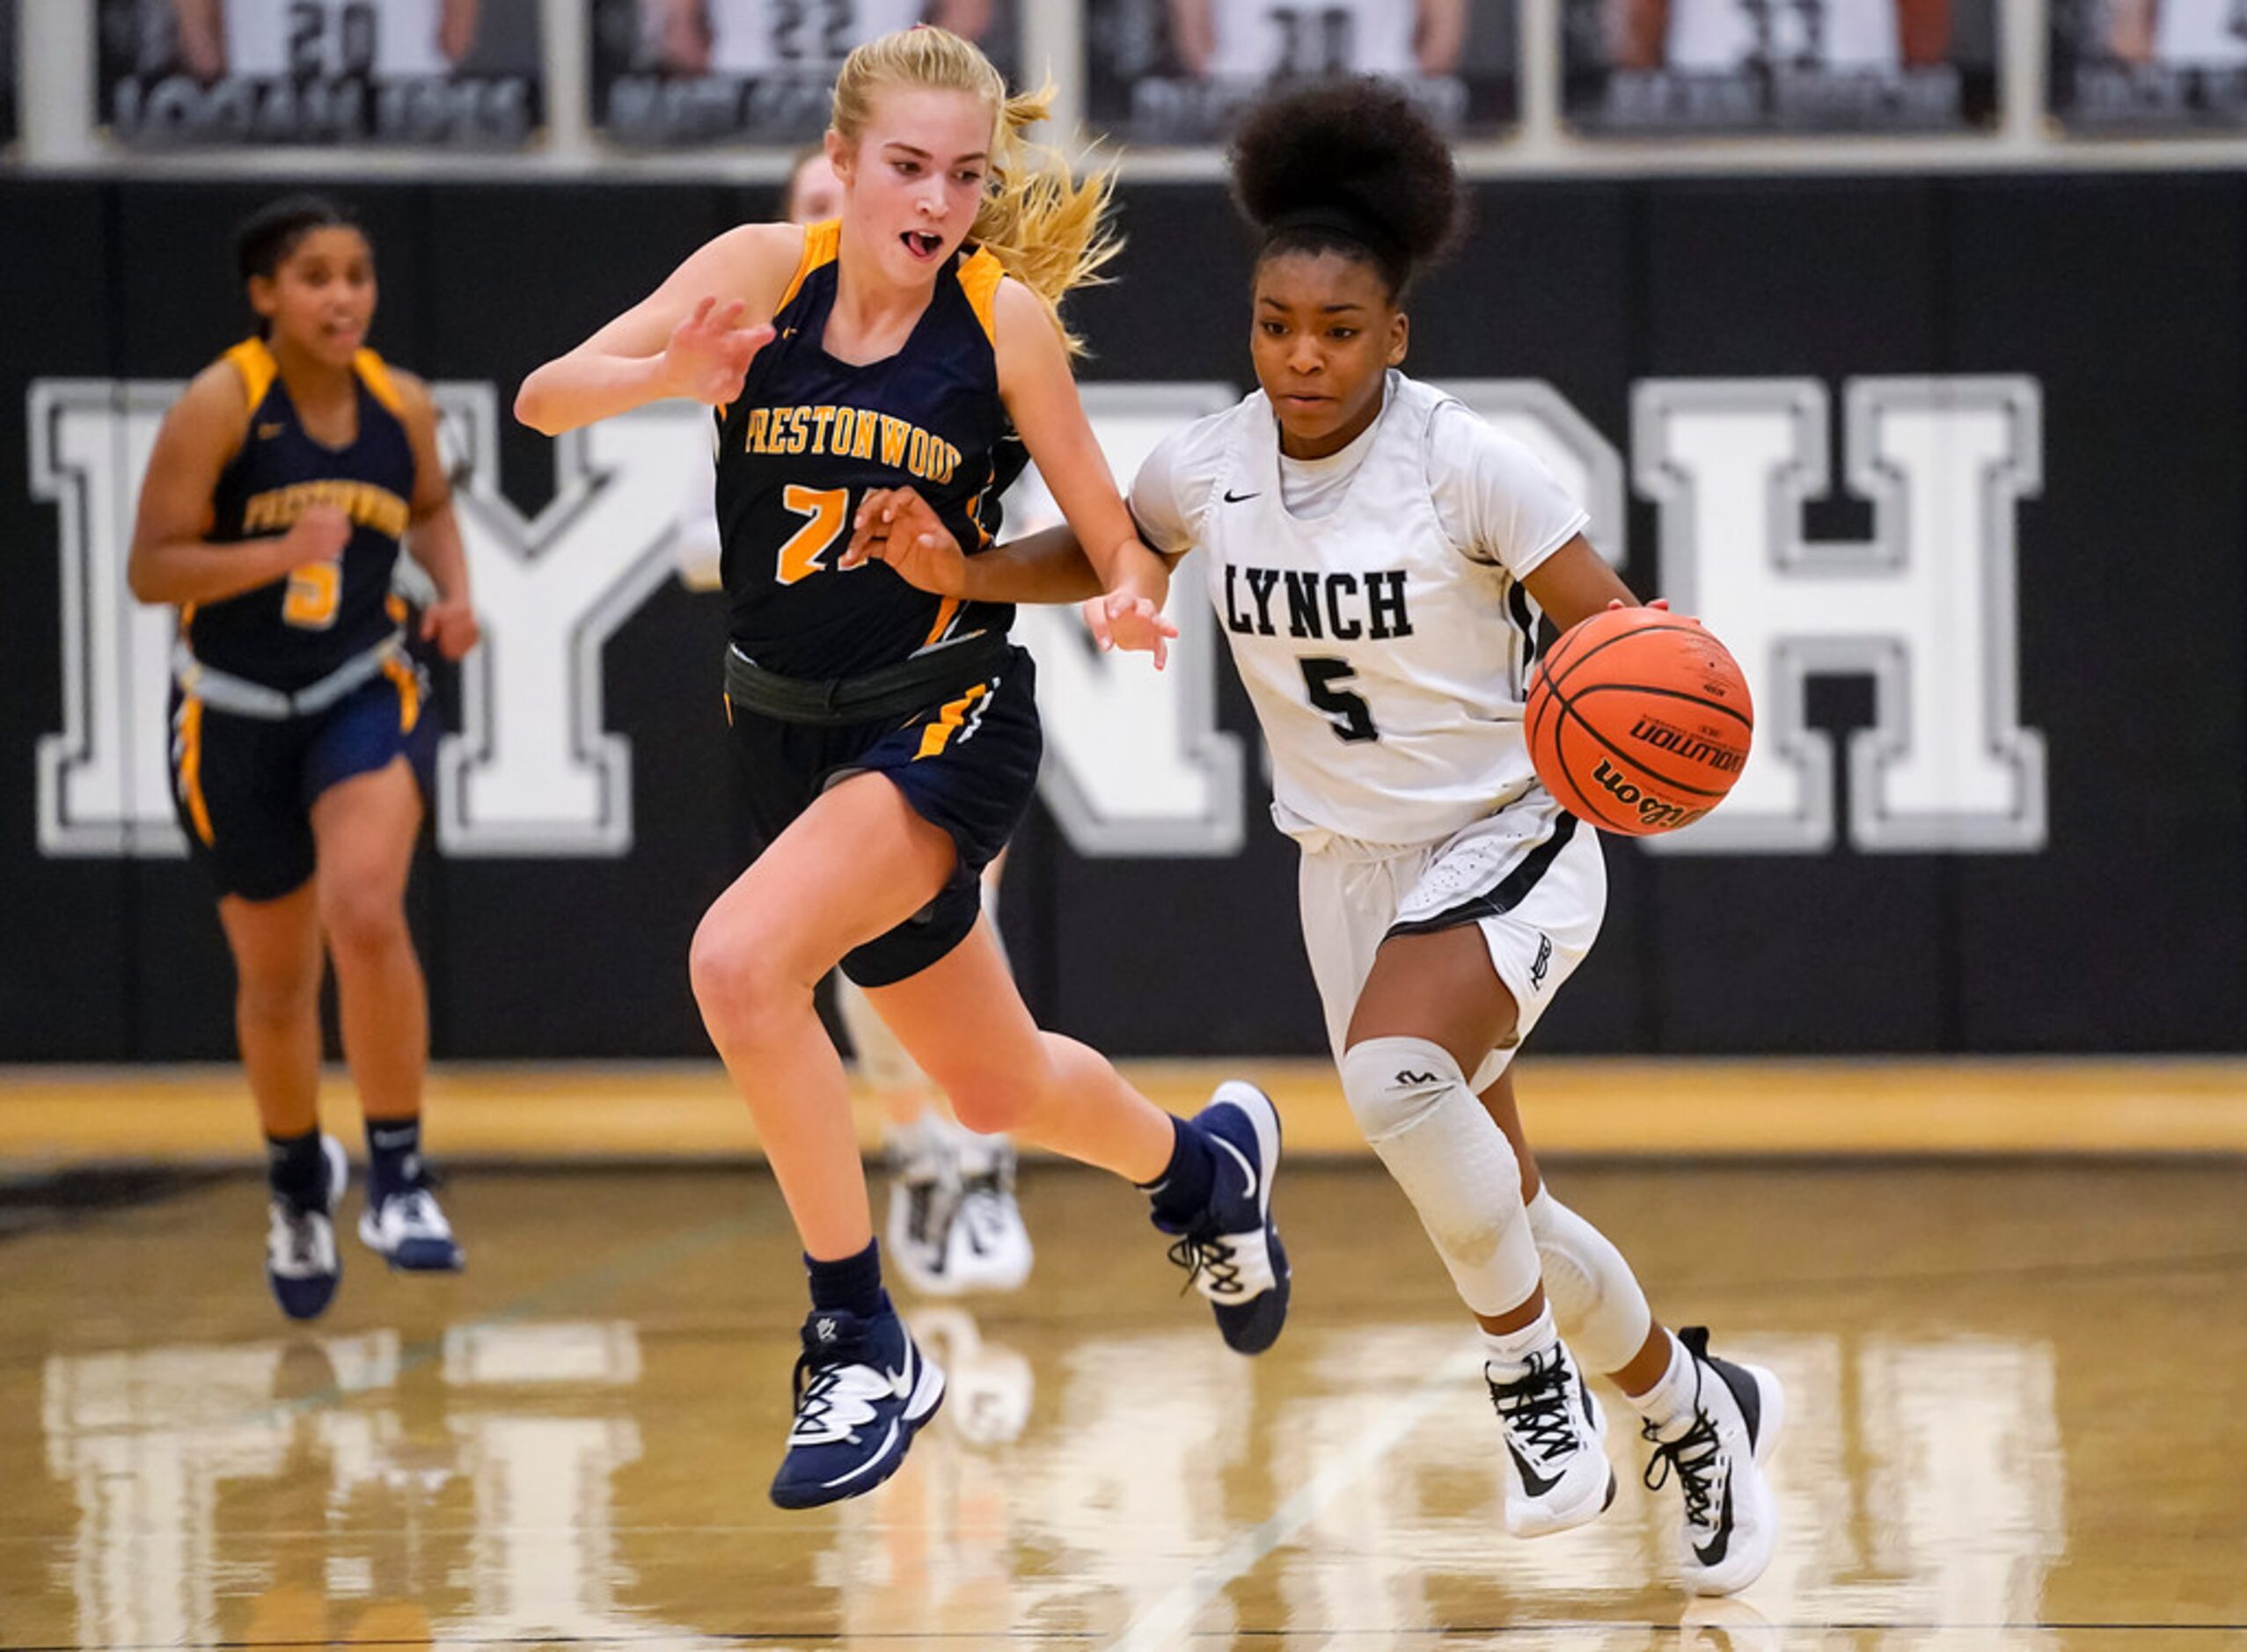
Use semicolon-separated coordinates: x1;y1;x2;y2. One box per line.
1224;564;1414;643
256;421;285;439
1222;487;1260;502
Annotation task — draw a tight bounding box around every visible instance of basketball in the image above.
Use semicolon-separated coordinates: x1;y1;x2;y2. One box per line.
1525;608;1754;836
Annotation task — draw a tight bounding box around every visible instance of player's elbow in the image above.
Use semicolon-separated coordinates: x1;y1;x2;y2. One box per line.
125;550;165;606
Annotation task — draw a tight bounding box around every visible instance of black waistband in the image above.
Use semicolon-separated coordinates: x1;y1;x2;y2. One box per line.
723;631;1011;727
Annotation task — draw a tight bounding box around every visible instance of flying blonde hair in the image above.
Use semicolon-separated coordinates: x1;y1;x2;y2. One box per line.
830;26;1120;355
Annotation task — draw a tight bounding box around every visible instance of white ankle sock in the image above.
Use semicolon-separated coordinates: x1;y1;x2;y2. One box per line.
1629;1329;1697;1435
1482;1304;1561;1380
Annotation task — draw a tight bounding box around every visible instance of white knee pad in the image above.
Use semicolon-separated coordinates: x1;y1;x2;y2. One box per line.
833;976;929;1095
1526;1186;1654;1378
1339;1036;1542;1319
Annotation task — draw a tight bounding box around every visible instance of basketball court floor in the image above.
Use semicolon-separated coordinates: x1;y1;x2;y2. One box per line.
2;1063;2243;1649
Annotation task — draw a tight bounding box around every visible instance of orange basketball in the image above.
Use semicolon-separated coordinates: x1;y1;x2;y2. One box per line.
1525;608;1753;837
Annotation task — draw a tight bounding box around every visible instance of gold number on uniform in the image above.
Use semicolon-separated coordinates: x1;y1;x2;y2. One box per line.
776;485;849;586
282;563;342;630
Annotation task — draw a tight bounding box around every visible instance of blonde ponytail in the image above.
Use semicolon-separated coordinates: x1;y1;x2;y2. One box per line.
831;29;1121;356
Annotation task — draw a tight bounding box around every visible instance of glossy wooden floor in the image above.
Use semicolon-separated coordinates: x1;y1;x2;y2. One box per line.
4;1157;2243;1649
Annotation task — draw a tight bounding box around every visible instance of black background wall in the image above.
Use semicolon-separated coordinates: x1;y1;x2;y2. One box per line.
3;173;2241;1061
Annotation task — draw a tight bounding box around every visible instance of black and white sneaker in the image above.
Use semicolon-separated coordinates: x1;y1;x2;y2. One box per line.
769;1306;946;1509
1488;1341;1617;1537
883;1129;960;1296
1156;1081;1289;1355
1643;1326;1786;1596
266;1134;348;1321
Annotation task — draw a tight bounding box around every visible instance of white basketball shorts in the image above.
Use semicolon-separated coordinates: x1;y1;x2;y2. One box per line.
1295;800;1607;1089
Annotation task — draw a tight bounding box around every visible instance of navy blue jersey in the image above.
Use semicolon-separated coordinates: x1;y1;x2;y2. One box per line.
716;220;1017;679
190;338;417;692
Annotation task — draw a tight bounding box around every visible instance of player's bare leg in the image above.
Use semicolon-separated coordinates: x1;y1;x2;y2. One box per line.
311;757;458;1270
218;882;345;1317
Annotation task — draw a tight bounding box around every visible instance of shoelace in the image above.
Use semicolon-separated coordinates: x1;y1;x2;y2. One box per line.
276;1208;323;1268
1642;1409;1724;1529
1167;1232;1246;1298
1487;1352;1581;1463
786;1350;887;1444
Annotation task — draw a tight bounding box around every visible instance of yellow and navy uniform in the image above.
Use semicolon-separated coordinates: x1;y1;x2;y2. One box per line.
715;222;1042;987
717;218;1014;678
167;338;437;902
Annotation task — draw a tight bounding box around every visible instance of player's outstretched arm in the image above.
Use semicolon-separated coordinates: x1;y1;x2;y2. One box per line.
992;280;1177;662
127;364;345;607
397;370;480;662
514;223;793;436
843;486;1106;603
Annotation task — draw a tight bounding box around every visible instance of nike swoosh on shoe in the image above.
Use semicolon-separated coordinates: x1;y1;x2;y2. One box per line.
884;1342;916;1400
1508;1442;1563;1497
1694;1480;1736;1566
1209;1133;1259;1205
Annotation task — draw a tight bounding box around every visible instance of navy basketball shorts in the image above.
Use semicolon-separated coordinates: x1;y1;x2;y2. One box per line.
724;646;1043;988
168;664;438;903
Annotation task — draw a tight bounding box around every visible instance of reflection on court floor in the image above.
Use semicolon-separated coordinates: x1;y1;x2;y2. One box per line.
5;1163;2241;1648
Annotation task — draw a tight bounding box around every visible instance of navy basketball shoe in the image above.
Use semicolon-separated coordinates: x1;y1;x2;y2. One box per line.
1643;1327;1786;1596
1157;1081;1290;1355
770;1305;947;1509
360;1183;465;1272
267;1133;348;1321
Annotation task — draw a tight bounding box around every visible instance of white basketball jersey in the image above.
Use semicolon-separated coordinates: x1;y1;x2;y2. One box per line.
1137;376;1587;847
1206;0;1418;78
224;0;450;77
1665;0;1901;72
705;0;926;75
2154;0;2247;66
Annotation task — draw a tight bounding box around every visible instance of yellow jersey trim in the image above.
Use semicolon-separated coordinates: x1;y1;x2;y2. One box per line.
779;219;842;312
354;348;407;419
957;247;1003;348
223;338;278;422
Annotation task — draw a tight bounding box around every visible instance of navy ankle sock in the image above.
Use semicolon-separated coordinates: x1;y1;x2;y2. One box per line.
365;1117;422;1207
1140;1115;1216;1231
266;1128;327;1211
806;1239;889;1320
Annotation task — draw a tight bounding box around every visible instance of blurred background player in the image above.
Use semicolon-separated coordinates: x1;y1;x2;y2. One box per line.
673;143;1034;1297
1603;0;1950;73
646;0;995;75
166;0;482;81
2100;0;2247;68
127;195;477;1319
1167;0;1466;79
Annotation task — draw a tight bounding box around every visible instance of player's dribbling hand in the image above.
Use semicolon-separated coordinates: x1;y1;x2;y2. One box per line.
1081;587;1180;671
840;486;970;594
420;595;481;662
1606;597;1673;612
662;296;774;406
280;503;352;568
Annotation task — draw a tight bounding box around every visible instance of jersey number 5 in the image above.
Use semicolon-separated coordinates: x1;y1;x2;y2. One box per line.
282;563;341;630
1300;656;1380;743
776;485;849;586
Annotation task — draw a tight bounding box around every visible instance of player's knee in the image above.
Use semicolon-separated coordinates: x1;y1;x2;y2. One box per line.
237;959;319;1027
1339;1036;1471;1145
942;1068;1039;1135
317;878;406;959
688;910;800;1044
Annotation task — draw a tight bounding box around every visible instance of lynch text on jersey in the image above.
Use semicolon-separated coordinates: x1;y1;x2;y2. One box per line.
1221;564;1414;642
740;403;962;487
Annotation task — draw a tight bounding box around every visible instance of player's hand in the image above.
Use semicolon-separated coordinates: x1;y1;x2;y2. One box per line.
662;296;774;406
1606;596;1673;612
1081;585;1180;670
420;595;481;662
840;486;972;595
279;503;351;571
